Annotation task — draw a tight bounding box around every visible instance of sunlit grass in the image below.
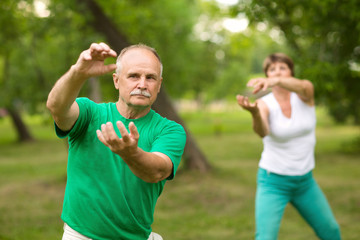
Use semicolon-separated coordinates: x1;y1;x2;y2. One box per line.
0;106;359;239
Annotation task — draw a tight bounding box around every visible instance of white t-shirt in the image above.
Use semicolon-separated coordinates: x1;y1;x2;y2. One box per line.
259;92;316;176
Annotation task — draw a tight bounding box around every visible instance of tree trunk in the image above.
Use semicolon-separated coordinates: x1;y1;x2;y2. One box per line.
88;77;102;103
6;107;35;142
76;0;211;171
152;89;211;171
2;50;34;143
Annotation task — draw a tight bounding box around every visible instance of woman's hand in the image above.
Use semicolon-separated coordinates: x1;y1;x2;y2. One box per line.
236;94;260;115
247;77;279;94
236;94;270;137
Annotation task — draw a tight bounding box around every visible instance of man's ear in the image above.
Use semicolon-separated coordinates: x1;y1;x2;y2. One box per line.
113;73;119;90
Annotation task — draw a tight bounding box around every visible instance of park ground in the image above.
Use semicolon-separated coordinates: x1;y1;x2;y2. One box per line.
0;104;359;239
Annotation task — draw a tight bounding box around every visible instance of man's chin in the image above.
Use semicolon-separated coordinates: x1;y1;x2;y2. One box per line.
127;101;151;109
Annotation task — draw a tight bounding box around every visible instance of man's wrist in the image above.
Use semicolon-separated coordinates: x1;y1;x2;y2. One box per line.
119;147;141;161
69;65;88;81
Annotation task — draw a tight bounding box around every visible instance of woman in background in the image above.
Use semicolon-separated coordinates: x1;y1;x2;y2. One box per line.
236;53;341;240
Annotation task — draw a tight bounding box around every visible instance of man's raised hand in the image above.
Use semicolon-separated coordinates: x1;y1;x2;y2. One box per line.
73;42;117;79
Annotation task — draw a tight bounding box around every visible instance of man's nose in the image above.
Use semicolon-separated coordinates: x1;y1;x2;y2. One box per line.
138;76;147;89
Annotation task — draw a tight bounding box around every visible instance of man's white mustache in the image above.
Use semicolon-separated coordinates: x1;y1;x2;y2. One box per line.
130;89;152;98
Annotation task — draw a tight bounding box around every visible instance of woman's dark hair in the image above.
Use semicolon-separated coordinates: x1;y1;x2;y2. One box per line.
263;53;294;77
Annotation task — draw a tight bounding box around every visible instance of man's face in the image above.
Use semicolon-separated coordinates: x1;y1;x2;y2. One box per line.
113;48;162;110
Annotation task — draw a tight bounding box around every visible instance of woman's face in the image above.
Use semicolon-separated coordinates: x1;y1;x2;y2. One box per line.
266;62;292;78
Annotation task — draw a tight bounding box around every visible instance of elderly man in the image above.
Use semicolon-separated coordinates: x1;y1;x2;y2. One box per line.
47;42;186;240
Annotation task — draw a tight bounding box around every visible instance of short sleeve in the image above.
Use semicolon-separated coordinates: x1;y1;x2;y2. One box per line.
54;97;94;140
151;122;186;180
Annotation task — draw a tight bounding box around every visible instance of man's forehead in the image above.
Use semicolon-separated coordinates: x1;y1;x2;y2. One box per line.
122;48;157;61
120;48;161;74
125;48;158;61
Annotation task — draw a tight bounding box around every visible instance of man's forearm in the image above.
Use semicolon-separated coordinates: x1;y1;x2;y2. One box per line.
46;65;88;130
121;148;173;183
47;66;87;114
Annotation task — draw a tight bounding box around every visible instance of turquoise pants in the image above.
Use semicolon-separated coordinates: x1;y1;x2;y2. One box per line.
255;168;341;240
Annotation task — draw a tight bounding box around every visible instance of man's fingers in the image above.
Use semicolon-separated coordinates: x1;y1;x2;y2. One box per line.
89;43;103;56
97;43;117;56
108;49;117;58
90;42;108;52
81;49;92;61
99;42;117;58
100;122;120;142
104;64;117;73
89;43;117;60
96;129;109;146
75;43;117;78
98;42;111;51
117;121;130;142
100;123;110;140
129;122;139;139
97;121;138;150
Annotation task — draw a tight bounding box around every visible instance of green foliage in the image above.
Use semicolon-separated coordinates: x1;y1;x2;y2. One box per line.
240;0;360;124
3;0;359;128
0;0;103;112
207;28;286;100
0;0;286;116
97;0;220;98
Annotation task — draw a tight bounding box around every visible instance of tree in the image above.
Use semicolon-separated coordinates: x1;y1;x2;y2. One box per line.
0;0;97;142
1;0;212;170
0;0;35;141
236;0;360;123
73;0;211;171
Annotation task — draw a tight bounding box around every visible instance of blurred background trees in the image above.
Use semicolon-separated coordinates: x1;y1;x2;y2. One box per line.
0;0;359;157
240;0;360;123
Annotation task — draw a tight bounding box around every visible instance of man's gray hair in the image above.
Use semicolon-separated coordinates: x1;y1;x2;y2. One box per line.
115;44;163;77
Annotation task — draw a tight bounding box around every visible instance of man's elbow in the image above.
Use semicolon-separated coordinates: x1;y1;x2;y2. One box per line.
46;92;58;115
46;98;54;114
142;175;163;183
142;169;171;183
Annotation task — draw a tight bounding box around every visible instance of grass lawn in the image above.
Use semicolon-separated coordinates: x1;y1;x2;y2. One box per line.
0;106;359;239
